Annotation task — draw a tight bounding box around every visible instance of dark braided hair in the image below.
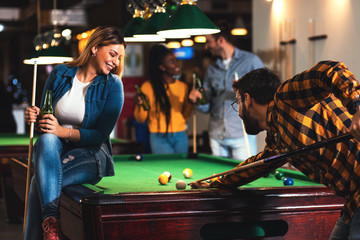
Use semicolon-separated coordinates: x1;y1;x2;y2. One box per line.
149;44;172;133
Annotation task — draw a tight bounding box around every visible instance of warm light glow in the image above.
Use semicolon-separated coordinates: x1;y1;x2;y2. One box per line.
194;36;206;43
231;28;248;36
62;29;72;40
272;0;284;17
157;31;191;39
167;41;181;49
77;29;96;54
158;28;219;37
132;35;166;42
181;39;193;46
81;32;88;39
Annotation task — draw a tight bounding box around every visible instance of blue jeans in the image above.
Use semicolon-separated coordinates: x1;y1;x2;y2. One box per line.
150;131;188;154
329;208;360;239
210;135;257;160
24;133;101;240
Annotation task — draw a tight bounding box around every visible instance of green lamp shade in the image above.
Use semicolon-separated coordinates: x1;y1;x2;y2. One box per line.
37;46;73;64
23;50;41;65
133;12;168;42
24;46;73;65
157;4;220;36
121;17;148;42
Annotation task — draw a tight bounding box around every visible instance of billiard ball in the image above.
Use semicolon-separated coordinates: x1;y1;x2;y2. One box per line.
158;173;169;185
176;180;187;190
183;168;193;178
135;154;143;161
163;171;172;181
283;177;294;186
274;170;284;180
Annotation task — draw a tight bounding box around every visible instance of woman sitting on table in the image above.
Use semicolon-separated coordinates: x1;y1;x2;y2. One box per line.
134;44;193;154
24;26;125;240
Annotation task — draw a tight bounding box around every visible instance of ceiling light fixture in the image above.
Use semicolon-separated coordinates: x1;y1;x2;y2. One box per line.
157;0;220;37
122;9;146;42
133;5;167;42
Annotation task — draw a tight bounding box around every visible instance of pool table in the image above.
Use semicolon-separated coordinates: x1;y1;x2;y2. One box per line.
0;133;144;158
0;133;143;222
57;153;345;240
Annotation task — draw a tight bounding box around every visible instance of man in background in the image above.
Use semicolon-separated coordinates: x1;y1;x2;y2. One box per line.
189;21;264;160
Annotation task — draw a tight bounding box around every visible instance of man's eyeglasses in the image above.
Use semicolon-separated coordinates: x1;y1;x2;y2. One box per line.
231;98;241;112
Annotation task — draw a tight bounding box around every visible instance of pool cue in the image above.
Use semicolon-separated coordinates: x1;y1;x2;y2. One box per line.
192;73;197;154
23;59;38;235
192;133;353;184
234;72;251;158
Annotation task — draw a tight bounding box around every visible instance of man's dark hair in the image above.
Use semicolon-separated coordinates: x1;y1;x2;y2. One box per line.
212;20;232;44
232;68;281;105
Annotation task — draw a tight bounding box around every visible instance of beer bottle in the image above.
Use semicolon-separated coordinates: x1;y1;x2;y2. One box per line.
41;90;53;117
135;84;150;111
193;73;207;105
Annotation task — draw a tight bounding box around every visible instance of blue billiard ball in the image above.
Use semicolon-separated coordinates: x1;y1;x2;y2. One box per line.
283;177;294;186
135;154;143;161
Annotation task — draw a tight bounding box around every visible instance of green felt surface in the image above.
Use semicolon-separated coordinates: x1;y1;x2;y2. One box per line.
0;133;126;145
85;153;321;194
0;133;38;145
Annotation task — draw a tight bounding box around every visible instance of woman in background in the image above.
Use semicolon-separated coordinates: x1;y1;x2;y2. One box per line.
134;44;193;154
24;26;125;240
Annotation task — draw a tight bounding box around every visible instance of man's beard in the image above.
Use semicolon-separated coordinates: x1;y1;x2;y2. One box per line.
241;103;262;135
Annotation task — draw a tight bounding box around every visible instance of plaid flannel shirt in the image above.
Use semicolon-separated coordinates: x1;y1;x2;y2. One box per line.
211;60;360;222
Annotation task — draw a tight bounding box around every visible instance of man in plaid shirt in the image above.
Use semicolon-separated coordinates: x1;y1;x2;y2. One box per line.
190;60;360;239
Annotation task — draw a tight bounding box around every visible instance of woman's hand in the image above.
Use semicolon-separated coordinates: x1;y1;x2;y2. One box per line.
38;114;62;136
134;94;143;105
188;89;202;103
24;106;40;125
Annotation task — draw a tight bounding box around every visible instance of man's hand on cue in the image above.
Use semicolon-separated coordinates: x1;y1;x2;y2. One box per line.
350;107;360;141
190;181;210;189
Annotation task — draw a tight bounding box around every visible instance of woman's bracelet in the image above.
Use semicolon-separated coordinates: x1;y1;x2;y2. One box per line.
67;128;72;142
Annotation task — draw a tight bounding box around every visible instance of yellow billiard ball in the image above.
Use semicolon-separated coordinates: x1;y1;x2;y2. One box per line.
183;168;193;178
158;173;169;185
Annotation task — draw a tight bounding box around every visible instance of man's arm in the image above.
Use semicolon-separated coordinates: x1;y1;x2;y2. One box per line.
276;61;360;112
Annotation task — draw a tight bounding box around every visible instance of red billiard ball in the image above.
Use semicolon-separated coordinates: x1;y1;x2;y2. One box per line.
283;177;294;186
135;154;143;161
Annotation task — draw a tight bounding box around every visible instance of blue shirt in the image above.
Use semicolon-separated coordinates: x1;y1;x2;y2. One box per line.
40;64;124;176
196;48;264;139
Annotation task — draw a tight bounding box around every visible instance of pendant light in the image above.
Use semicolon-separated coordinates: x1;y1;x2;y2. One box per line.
157;0;220;37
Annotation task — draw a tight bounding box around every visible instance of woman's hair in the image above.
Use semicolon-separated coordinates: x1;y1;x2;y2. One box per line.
232;68;281;105
148;44;172;133
66;26;126;75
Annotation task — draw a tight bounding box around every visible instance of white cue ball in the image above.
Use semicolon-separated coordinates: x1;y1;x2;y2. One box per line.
176;180;187;190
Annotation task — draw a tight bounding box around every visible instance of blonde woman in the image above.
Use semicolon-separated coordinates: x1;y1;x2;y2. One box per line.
24;26;125;240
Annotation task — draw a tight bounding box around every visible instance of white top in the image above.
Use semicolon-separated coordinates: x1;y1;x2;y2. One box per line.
222;57;233;70
55;75;92;128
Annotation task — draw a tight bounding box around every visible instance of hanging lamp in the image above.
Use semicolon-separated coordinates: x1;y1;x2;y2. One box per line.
157;0;220;37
